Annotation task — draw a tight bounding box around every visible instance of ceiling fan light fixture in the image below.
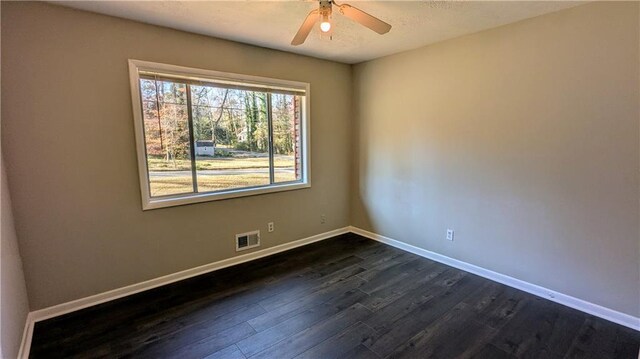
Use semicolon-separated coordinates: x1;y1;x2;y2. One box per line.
320;14;331;33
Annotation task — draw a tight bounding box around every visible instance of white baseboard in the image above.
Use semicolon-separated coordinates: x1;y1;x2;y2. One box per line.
17;225;639;358
18;227;349;358
348;226;640;332
17;313;35;359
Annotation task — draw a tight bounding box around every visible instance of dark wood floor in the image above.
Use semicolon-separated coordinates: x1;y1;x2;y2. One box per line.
30;233;639;358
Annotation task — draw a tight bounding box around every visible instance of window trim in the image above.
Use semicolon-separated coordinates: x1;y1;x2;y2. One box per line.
128;59;311;210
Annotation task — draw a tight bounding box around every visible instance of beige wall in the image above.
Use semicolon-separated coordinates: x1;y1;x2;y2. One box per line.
351;1;640;317
1;157;30;358
1;2;352;310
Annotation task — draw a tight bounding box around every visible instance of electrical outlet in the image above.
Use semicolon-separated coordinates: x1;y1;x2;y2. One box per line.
446;229;454;241
320;214;326;224
268;222;274;233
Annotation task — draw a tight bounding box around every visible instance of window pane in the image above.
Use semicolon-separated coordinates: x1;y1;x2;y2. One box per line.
141;79;194;197
272;94;302;183
191;86;270;192
140;79;157;102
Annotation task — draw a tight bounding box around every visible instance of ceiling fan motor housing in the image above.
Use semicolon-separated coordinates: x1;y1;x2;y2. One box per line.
319;0;332;16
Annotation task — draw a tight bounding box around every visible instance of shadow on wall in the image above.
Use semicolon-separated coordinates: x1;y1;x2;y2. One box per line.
1;157;31;359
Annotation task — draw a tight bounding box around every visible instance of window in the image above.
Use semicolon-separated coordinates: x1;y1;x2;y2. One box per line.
128;60;310;210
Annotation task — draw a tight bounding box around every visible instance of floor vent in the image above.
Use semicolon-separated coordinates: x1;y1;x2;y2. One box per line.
236;230;260;251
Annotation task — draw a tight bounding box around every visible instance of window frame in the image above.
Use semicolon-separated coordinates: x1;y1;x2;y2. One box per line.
128;59;311;210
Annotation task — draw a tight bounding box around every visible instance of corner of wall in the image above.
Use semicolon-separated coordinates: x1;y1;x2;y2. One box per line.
347;63;357;226
1;155;31;359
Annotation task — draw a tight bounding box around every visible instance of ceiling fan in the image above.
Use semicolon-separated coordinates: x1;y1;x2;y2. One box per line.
291;0;392;46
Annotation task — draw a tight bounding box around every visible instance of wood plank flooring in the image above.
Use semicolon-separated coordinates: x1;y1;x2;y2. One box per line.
29;233;640;358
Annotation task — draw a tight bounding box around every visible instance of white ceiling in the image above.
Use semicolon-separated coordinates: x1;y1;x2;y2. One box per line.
51;1;583;64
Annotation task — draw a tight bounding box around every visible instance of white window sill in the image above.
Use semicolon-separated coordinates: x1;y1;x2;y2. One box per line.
143;181;310;210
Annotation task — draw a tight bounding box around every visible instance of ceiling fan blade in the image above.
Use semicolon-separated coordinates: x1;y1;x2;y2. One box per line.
291;9;319;46
337;4;391;34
